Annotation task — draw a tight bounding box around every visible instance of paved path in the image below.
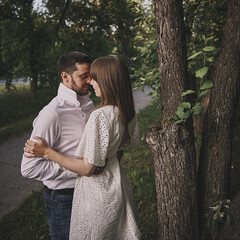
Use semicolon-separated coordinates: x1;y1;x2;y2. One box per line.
0;87;153;219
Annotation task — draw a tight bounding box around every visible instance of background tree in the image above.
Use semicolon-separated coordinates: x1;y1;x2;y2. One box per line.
130;1;159;95
198;0;240;237
0;0;141;94
146;0;199;239
0;0;48;94
147;0;240;239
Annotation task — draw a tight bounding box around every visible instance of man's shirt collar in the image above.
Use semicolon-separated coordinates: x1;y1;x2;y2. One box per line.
58;83;91;107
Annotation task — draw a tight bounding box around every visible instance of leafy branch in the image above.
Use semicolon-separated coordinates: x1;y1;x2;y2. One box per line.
170;35;215;124
206;199;232;230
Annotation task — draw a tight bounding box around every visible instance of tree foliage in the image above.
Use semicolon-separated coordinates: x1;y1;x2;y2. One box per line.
132;0;228;98
0;0;142;94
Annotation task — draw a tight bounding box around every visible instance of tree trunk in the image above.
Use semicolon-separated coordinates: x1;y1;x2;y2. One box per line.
28;11;38;96
50;0;71;54
147;1;199;239
198;0;240;234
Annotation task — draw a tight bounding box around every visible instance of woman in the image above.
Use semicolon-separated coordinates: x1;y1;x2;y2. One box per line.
24;55;142;239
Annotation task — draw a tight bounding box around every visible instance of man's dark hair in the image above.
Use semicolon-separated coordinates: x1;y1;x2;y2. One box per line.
57;51;92;82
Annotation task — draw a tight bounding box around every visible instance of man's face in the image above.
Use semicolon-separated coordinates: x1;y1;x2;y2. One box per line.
69;63;91;96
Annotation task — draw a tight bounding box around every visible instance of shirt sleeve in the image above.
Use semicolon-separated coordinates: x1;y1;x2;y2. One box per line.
21;107;77;181
75;110;110;167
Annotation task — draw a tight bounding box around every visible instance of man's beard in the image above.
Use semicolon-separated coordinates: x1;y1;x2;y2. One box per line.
70;76;88;96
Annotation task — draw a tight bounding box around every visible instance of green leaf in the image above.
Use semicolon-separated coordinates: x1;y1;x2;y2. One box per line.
200;81;213;90
226;215;231;225
203;46;215;52
176;106;184;118
188;51;203;60
182;109;191;119
199;89;210;98
202;35;206;41
175;119;183;124
180;102;191;109
168;116;178;121
196;67;208;78
207;57;214;62
193;103;204;114
181;89;195;96
176;103;191;120
206;36;214;42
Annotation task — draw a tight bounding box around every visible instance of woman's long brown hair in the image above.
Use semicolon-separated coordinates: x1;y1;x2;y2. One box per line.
90;55;135;126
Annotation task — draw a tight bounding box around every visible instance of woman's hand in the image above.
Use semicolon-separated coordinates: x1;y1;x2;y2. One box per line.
24;136;50;158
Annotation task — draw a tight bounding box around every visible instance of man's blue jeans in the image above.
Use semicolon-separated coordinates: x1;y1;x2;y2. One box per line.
43;188;73;240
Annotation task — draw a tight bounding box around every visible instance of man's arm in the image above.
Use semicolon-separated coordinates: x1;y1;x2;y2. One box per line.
21;108;77;181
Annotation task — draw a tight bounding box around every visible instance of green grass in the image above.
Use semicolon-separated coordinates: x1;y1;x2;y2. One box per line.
0;85;54;143
0;94;161;240
0;190;50;240
121;99;161;239
122;144;158;239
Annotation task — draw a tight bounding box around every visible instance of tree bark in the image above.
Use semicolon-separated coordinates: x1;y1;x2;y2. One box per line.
147;1;199;239
198;0;240;233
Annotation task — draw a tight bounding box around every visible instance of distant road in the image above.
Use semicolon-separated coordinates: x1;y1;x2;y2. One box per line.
0;78;30;85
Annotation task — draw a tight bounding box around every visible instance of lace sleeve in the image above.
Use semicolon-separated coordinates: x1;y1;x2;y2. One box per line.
75;109;110;166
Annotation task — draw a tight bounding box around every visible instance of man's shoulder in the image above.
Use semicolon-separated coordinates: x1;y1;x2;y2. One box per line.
35;97;59;121
42;95;65;114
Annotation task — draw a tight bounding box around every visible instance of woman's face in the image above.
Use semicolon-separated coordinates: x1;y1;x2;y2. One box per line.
90;79;101;97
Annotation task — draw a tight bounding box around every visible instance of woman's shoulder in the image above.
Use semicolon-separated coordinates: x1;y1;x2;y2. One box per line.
90;105;118;121
91;105;118;118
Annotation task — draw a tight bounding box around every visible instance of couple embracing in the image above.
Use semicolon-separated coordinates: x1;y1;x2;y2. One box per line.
21;51;142;240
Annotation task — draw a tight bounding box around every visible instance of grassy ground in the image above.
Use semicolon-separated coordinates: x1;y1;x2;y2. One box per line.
0;88;161;240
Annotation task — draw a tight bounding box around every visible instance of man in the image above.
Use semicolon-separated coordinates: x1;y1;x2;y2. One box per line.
21;51;94;240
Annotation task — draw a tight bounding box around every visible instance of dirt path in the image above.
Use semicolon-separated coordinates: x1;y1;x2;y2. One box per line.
0;87;153;219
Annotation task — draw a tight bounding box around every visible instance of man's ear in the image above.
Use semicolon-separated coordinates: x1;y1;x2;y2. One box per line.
61;72;70;85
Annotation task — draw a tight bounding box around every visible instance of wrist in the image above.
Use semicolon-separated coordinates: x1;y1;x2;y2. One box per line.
44;147;51;159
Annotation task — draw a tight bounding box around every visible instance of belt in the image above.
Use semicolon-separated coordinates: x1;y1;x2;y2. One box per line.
44;185;74;195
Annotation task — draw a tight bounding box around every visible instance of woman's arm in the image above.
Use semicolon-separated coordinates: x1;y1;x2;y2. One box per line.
24;137;96;177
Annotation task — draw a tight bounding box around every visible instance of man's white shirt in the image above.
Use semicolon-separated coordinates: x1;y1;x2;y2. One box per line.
21;83;94;189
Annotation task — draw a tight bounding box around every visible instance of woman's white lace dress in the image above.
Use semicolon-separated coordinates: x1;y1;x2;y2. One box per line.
70;105;142;240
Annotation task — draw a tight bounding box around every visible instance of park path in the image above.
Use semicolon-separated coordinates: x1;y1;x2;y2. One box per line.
0;87;153;219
